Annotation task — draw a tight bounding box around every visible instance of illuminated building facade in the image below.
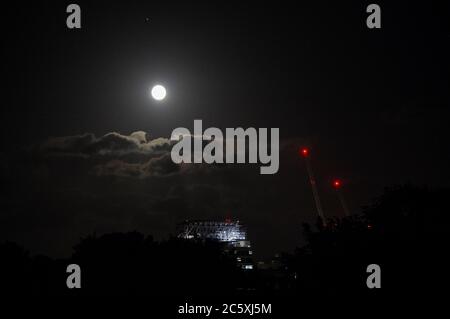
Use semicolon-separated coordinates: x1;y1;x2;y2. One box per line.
177;220;254;270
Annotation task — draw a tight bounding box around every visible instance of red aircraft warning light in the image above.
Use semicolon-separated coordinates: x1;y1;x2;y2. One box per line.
333;179;342;189
300;147;309;158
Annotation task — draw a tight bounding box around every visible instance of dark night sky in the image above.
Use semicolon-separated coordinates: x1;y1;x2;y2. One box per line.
1;1;449;258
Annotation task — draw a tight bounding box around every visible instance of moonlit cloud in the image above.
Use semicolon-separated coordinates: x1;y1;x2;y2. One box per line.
40;131;171;157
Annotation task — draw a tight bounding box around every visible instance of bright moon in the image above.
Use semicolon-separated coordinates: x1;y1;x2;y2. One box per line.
151;85;166;101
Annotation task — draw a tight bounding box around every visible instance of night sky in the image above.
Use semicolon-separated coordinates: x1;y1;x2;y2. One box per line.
2;0;449;258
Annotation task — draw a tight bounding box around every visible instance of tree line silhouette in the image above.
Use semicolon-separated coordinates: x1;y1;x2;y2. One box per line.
1;184;448;296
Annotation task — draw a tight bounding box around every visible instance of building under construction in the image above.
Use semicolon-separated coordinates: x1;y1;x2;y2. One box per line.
177;219;254;270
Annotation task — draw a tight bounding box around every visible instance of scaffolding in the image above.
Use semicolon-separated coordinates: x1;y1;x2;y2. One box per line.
177;219;254;270
177;220;246;242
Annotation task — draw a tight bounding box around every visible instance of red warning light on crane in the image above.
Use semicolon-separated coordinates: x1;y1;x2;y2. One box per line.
299;148;309;158
333;179;342;188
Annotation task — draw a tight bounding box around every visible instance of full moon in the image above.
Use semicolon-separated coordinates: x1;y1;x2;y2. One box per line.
151;84;167;101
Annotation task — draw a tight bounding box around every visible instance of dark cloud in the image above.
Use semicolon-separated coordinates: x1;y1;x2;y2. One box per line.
40;131;171;158
38;131;176;178
94;154;179;178
40;133;96;155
